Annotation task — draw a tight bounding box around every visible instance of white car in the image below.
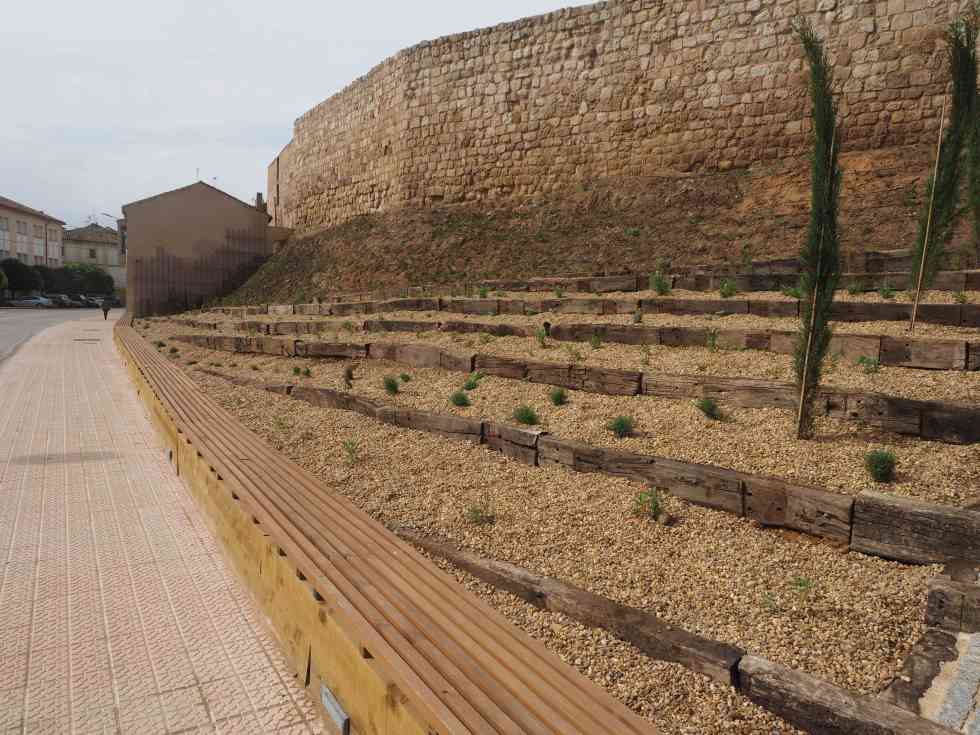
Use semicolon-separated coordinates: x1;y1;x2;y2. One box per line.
7;296;54;308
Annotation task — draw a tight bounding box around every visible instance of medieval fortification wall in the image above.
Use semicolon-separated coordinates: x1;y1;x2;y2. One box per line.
268;0;969;235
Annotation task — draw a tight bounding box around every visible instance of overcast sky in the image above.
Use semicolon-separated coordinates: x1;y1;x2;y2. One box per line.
1;0;578;229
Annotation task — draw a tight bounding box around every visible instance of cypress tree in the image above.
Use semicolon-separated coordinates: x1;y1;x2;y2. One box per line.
794;19;842;440
968;7;980;264
909;14;977;323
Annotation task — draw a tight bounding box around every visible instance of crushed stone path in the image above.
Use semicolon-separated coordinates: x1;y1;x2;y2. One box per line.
0;316;322;734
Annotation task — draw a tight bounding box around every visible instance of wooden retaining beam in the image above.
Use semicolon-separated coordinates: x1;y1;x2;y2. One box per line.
115;324;655;735
168;333;980;444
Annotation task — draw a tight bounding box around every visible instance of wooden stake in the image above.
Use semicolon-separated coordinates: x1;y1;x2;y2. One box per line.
910;94;948;334
796;125;837;440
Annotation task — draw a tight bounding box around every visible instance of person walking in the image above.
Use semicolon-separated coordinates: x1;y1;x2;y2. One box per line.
101;299;111;320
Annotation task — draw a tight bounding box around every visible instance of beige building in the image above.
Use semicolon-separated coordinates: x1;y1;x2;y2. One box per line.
0;195;65;267
122;182;290;316
64;223;127;290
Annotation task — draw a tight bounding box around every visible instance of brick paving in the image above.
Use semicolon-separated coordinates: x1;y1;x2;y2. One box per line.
0;316;322;734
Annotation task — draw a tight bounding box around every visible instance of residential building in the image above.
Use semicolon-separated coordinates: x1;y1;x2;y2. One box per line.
0;195;65;266
63;223;127;292
121;182;290;316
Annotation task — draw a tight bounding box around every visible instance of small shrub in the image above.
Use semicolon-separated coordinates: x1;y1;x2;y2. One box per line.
878;283;896;300
706;328;719;352
856;355;880;374
719;279;738;299
535;327;548;348
954;291;968;304
739;243;753;272
865;449;896;483
640;344;651;366
210;362;223;367
293;366;301;376
463;372;484;391
464;491;496;526
343;439;360;465
549;387;568;406
513;404;539;425
589;334;602;350
632;311;643;324
343;365;355;389
564;345;584;362
341;320;355;333
781;285;804;299
553;286;564;299
633;488;662;520
478;332;494;344
649;270;672;295
450;390;471;407
169;346;178;354
302;367;311;377
154;340;165;348
400;373;411;382
792;577;815;594
478;286;489;298
607;415;635;438
695;398;722;420
383;376;400;395
625;226;641;237
847;281;863;295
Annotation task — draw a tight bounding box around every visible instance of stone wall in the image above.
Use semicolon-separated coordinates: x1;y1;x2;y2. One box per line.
269;0;974;235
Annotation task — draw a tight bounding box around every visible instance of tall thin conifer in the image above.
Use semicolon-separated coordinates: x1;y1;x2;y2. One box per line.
794;19;842;440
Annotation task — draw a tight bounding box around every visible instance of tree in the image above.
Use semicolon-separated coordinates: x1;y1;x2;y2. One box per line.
968;6;980;263
0;258;43;293
0;267;7;292
909;12;977;327
793;19;842;440
62;263;114;294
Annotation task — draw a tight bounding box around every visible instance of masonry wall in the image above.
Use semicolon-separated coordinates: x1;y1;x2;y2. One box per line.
269;0;974;235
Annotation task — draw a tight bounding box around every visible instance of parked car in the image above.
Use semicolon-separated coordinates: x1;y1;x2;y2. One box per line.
77;296;100;308
8;296;54;308
44;294;73;308
65;296;86;308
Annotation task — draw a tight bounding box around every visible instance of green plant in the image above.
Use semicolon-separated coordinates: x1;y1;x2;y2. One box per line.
856;355;880;374
910;13;978;295
706;329;719;352
554;286;564;298
954;290;969;304
640;344;651;366
549;387;568;406
625;226;641;237
740;243;754;272
695;398;722;420
464;491;496;526
792;577;815;594
865;449;896;483
400;373;411;382
302;367;311;377
210;362;223;367
607;415;635;438
343;439;360;465
293;366;301;376
513;404;539;425
463;372;484;391
154;340;165;348
535;327;548;348
781;285;804;299
343;365;355;389
478;332;494;344
649;270;672;295
478;286;489;298
846;281;862;295
169;347;178;355
719;279;738;298
633;488;662;520
793;17;843;440
589;334;602;350
383;376;400;395
564;345;584;363
450;390;471;407
878;283;896;300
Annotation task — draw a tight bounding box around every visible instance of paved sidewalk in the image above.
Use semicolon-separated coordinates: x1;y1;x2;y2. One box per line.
0;317;322;734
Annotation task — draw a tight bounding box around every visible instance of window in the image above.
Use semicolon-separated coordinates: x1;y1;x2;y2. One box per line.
89;248;97;259
32;224;42;237
16;221;27;235
0;217;7;231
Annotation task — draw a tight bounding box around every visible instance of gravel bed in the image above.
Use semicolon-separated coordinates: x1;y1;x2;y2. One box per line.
144;319;979;508
180;365;938;734
148;313;980;405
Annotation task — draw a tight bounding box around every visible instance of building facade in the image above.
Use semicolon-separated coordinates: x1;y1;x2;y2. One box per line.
0;195;65;267
122;182;288;317
63;223;127;292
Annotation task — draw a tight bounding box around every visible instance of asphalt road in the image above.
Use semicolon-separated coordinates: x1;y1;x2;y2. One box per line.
0;308;113;365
